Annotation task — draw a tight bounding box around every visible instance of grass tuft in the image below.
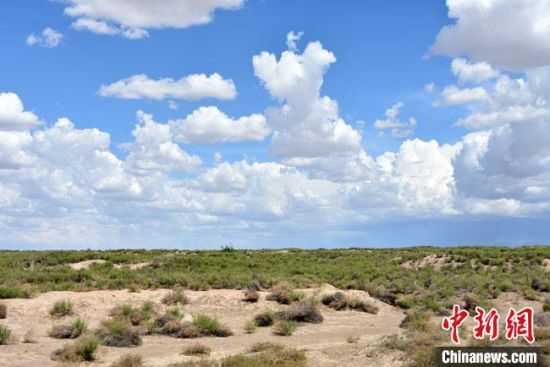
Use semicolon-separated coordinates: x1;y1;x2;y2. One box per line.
50;299;73;317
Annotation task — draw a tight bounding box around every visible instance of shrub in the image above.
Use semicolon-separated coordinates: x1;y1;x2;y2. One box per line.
274;320;297;336
400;311;431;331
0;303;6;319
266;288;290;305
244;319;257;334
243;290;259;303
247;280;261;291
193;314;233;337
544;296;550;312
163;289;189;305
395;295;415;309
50;299;73;317
96;319;142;347
288;290;305;303
0;286;25;299
322;292;348;310
171;307;184;319
254;310;276;327
276;300;323;323
0;324;11;345
49;318;87;339
51;336;99;362
183;343;211;356
225;343;307;367
110;353;144;367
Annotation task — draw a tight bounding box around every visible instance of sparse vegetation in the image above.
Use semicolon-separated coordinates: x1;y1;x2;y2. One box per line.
51;336;99;362
183;343;211;356
110;353;144;367
0;324;11;345
244;319;257;334
96;319;142;347
243;289;259;302
163;289;189;305
193;314;233;337
276;300;324;323
274;320;297;336
254;309;276;327
0;303;6;319
322;292;379;314
49;318;87;339
50;299;73;317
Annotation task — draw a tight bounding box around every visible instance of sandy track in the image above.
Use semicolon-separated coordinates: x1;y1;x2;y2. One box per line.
0;288;405;366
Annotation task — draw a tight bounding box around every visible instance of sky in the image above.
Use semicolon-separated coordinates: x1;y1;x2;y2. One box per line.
0;0;550;249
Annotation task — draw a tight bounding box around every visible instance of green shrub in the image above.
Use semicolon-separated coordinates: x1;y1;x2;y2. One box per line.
49;318;87;339
50;299;73;317
274;320;297;336
254;310;276;327
193;314;232;337
51;336;99;362
0;325;11;345
96;319;142;347
395;295;415;309
0;286;24;299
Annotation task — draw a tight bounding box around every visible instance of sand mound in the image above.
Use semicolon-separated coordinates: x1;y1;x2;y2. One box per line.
0;288;404;367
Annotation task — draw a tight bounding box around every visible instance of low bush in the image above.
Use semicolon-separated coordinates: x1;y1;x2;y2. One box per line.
266;288;290;305
193;314;233;337
243;290;259;303
51;336;99;362
322;292;379;314
50;299;73;317
276;300;323;323
0;324;11;345
254;310;276;327
400;310;431;331
162;289;189;305
183;343;211;356
96;319;142;347
110;354;144;367
0;303;6;319
49;318;87;339
274;320;297;336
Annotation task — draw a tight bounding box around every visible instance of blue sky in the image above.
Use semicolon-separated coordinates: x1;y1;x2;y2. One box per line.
1;0;550;249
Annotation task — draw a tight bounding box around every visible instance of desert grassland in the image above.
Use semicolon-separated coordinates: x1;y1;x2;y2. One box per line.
0;246;549;367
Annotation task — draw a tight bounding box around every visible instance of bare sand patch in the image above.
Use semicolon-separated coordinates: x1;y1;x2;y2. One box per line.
0;288;404;367
68;260;151;271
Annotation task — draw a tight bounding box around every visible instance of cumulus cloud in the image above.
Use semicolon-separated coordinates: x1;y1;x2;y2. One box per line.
374;102;417;138
170;106;270;144
65;0;244;38
437;85;490;106
0;92;41;131
432;0;550;70
26;28;63;48
98;73;237;101
253;40;362;160
451;58;500;83
286;31;303;51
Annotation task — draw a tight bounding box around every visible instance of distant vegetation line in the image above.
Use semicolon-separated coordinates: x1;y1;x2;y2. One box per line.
0;247;549;312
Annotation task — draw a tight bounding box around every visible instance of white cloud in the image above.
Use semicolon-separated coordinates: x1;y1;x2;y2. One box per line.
65;0;244;38
170;106;270;144
0;92;41;131
374;102;417;138
286;31;303;51
253;40;362;160
424;83;435;93
121;111;202;173
98;73;237;100
451;58;500;83
437;85;490;106
432;0;550;70
26;28;63;48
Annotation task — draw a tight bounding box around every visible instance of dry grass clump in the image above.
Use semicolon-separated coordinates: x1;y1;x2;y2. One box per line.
51;336;99;362
50;299;73;317
183;342;212;356
253;309;276;327
0;303;6;319
276;300;324;323
49;318;87;339
96;319;142;347
110;353;144;367
273;320;297;336
162;289;189;305
152;313;231;338
266;285;305;305
243;289;260;303
0;324;11;345
321;292;379;314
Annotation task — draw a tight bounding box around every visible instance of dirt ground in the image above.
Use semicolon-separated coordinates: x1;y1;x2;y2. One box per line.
0;286;405;367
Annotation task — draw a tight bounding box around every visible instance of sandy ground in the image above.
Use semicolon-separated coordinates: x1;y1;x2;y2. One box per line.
0;286;405;367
